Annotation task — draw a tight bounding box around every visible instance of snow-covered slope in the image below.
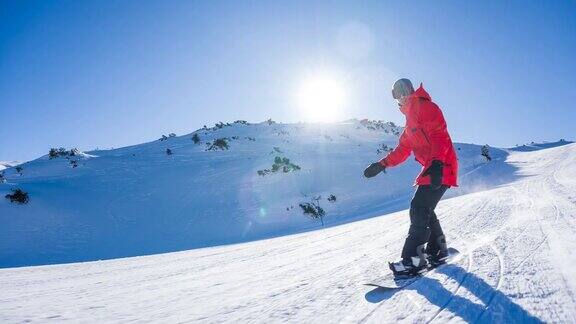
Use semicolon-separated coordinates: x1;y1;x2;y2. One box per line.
1;142;575;322
0;120;508;268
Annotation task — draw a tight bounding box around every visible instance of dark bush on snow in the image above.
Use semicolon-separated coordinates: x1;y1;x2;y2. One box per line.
481;145;492;161
213;122;231;130
15;166;23;174
359;120;401;136
0;172;5;183
5;188;29;204
49;147;81;159
49;148;59;158
166;148;173;155
192;133;201;144
159;133;176;141
328;194;336;202
258;156;301;176
377;144;392;155
207;138;229;151
299;201;325;225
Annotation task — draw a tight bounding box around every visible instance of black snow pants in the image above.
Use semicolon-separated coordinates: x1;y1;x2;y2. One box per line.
401;185;449;262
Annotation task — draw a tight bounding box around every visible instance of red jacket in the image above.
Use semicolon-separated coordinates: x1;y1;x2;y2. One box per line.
380;84;458;187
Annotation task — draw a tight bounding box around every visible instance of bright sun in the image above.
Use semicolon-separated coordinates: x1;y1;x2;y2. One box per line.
296;74;347;122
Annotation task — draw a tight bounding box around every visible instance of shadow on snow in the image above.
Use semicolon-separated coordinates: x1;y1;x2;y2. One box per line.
364;263;542;323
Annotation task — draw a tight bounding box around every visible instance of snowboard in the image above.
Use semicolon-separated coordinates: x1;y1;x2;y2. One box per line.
364;247;461;290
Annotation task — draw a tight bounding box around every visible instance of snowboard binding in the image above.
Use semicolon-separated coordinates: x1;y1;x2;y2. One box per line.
388;256;428;278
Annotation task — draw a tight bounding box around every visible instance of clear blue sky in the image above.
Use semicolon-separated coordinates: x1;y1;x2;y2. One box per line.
1;0;575;161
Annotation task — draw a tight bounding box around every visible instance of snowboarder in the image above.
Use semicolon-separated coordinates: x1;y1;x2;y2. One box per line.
364;78;458;276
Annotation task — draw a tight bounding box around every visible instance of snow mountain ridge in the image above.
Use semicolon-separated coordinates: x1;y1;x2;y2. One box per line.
0;161;21;171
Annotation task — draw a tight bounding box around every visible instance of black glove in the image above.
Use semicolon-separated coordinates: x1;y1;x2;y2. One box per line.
423;160;443;190
364;162;386;178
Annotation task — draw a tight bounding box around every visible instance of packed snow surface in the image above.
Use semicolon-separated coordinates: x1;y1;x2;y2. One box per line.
1;121;574;322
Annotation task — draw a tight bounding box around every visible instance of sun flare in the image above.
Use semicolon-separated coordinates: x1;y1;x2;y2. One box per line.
296;74;347;122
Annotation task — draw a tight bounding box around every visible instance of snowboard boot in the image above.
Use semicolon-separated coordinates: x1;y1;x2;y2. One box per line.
389;256;427;277
427;249;449;268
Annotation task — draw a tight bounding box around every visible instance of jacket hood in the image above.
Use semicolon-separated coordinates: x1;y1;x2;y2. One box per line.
411;83;431;101
399;83;431;114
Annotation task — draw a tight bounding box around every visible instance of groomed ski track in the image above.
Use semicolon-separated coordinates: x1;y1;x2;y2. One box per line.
2;143;576;323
